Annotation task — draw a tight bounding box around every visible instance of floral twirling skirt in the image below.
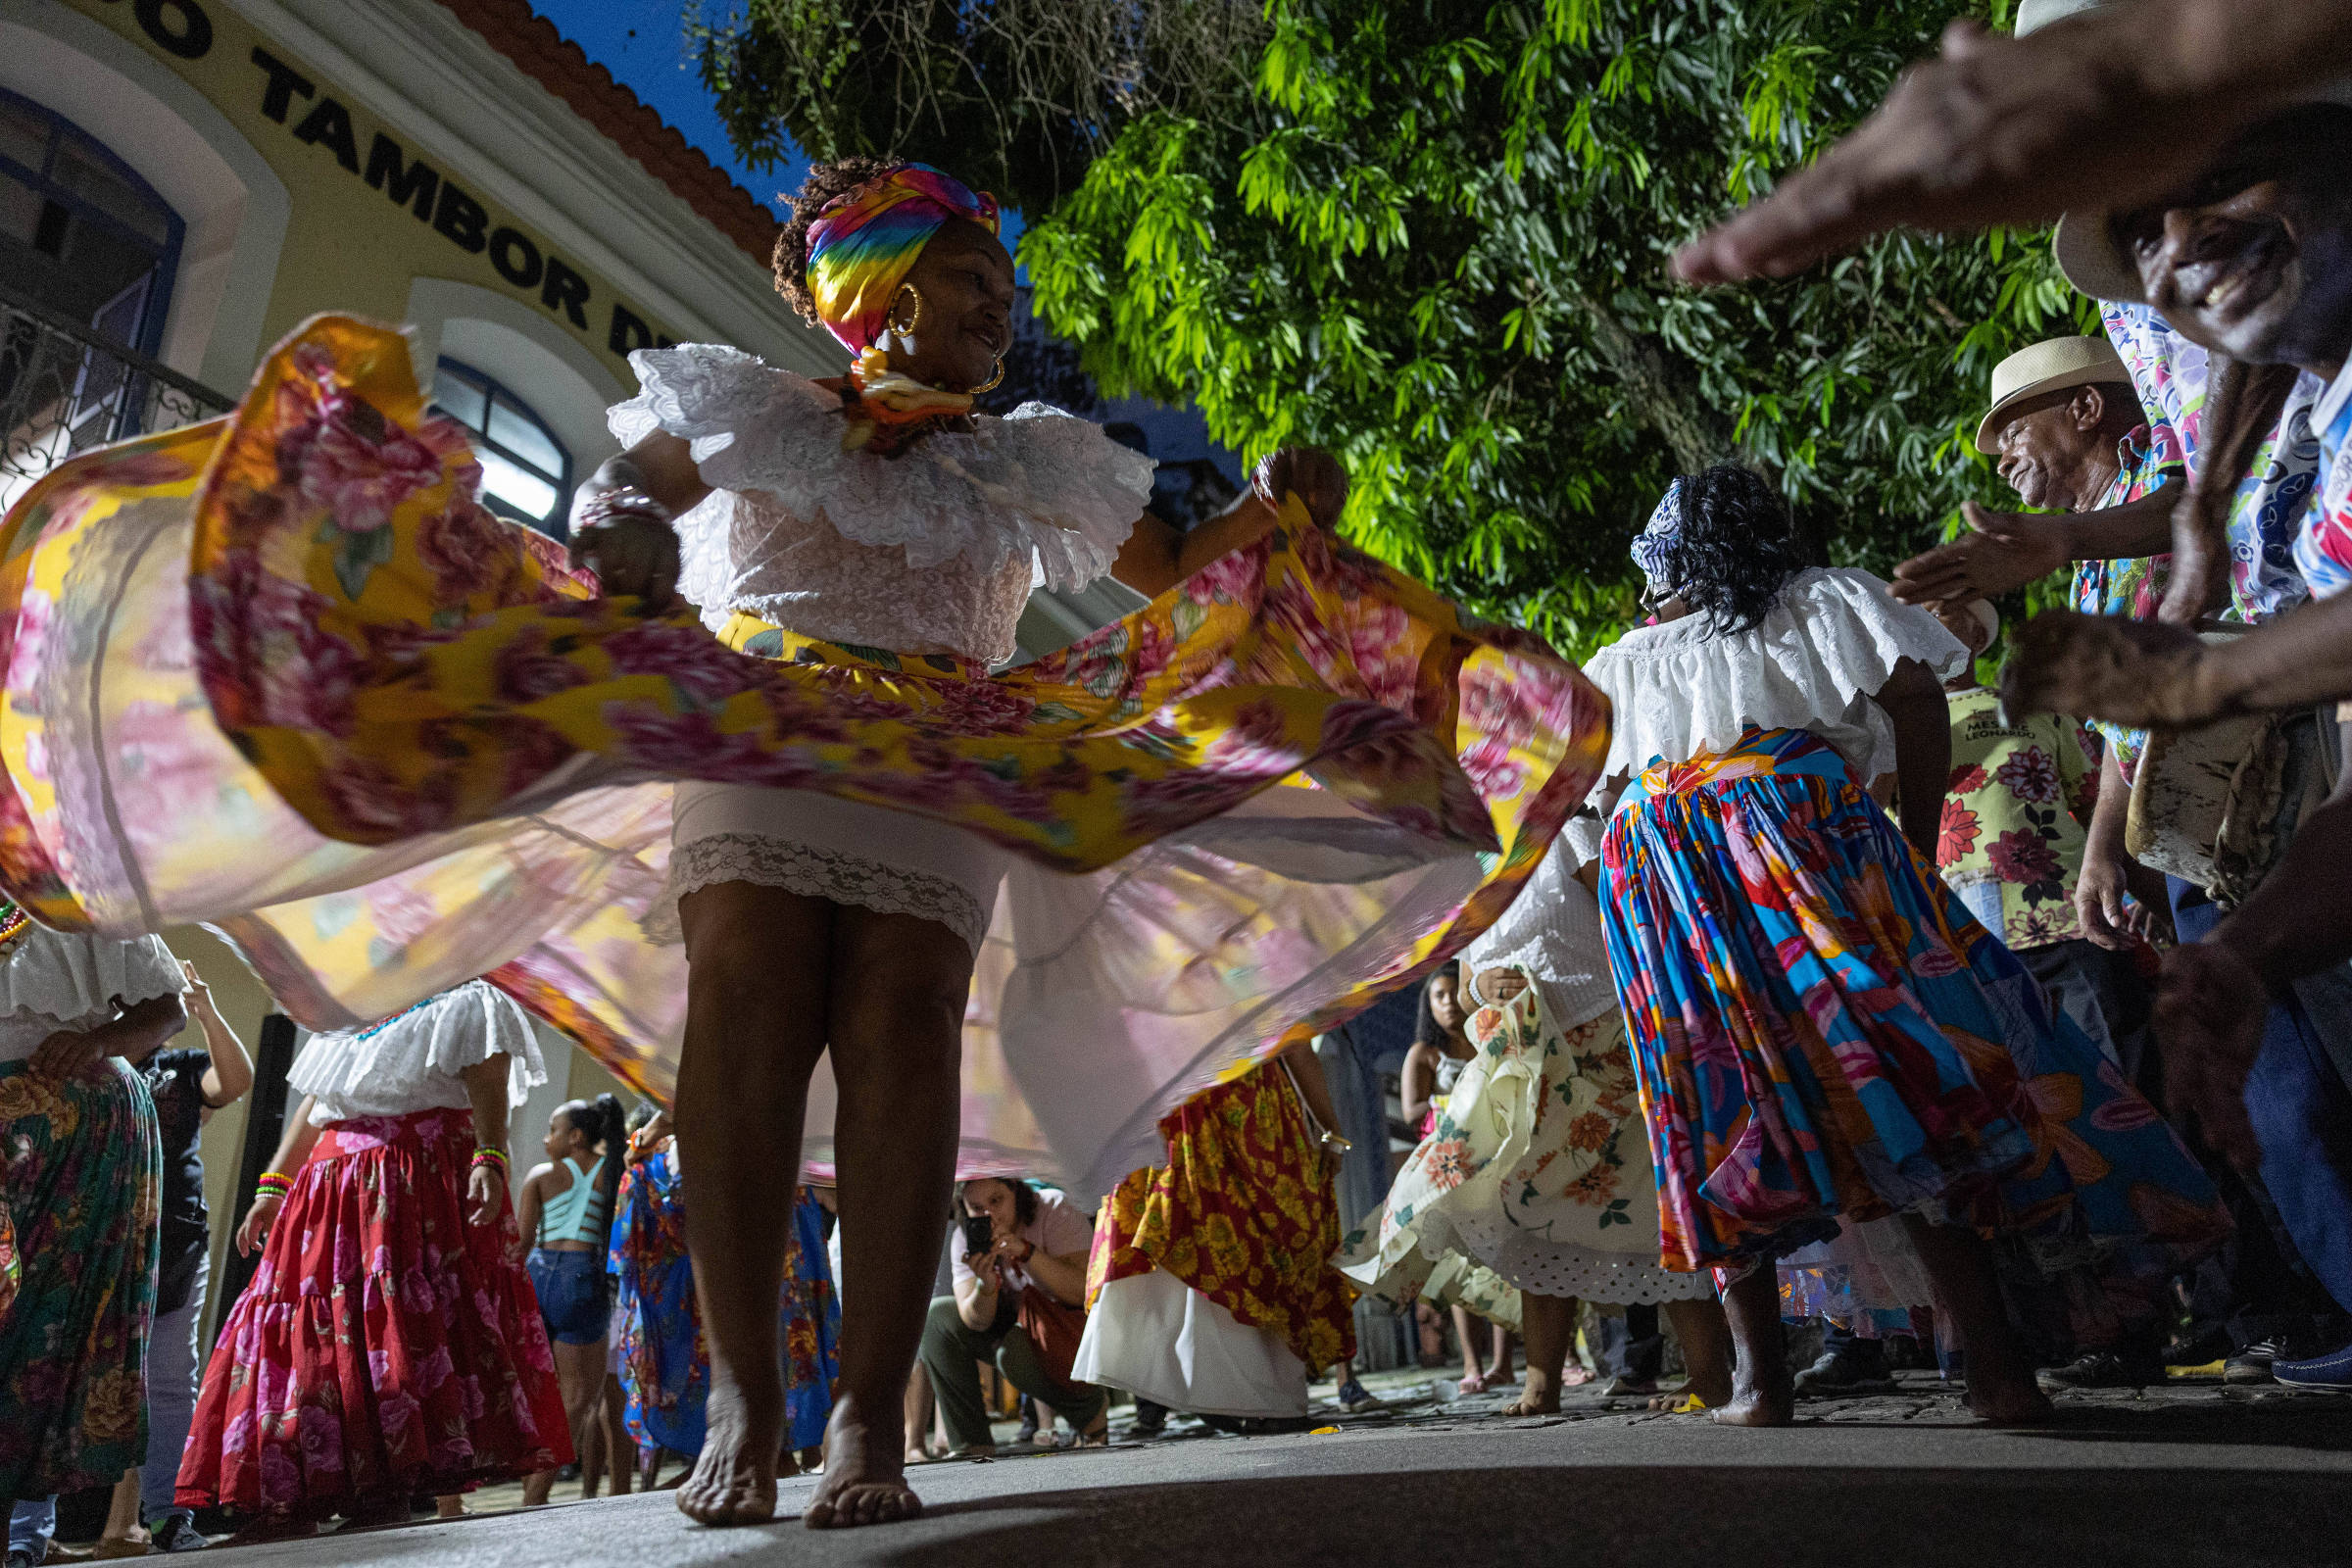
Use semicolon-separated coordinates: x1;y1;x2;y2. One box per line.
1598;726;2229;1291
1340;978;1713;1308
609;1155;840;1458
0;317;1607;1198
174;1108;571;1512
1087;1062;1356;1371
0;1057;158;1499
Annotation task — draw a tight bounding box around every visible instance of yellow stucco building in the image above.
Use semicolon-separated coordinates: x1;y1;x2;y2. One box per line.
0;0;841;1347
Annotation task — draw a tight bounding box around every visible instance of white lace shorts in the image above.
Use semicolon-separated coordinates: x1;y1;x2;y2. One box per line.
663;783;1010;955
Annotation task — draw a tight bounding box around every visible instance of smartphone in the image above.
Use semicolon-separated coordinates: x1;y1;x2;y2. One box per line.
960;1212;994;1258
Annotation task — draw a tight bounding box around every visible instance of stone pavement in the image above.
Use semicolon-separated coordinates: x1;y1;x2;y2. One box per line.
174;1372;2352;1568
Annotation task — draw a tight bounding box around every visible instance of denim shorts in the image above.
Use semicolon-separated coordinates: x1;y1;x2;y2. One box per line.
527;1247;611;1346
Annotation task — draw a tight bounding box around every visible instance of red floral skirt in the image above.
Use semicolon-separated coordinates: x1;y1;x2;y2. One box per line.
175;1107;570;1513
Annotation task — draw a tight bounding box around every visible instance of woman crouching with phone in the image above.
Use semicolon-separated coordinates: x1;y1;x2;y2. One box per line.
915;1179;1101;1455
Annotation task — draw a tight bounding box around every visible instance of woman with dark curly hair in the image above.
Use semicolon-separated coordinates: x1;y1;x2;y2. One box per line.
1583;466;2227;1427
0;155;1610;1532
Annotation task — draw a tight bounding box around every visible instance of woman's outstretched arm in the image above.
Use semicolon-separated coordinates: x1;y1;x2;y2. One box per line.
1109;449;1349;599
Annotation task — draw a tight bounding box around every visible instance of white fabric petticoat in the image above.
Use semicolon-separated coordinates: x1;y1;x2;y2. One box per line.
1071;1269;1308;1419
663;782;1011;956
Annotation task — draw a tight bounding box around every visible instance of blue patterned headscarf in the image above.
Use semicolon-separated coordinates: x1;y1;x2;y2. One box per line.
1631;477;1686;595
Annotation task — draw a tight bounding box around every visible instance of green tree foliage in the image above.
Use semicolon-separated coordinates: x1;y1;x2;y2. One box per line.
703;0;2097;655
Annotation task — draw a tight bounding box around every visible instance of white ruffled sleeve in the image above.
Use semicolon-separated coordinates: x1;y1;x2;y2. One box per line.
606;346;1152;600
287;980;547;1120
0;929;181;1023
1460;836;1620;1032
1584;567;1969;781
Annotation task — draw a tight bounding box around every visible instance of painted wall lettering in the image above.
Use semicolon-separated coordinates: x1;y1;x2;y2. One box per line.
237;42;671;357
132;0;212;60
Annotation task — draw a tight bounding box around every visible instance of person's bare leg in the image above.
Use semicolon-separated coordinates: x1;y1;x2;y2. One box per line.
674;883;836;1526
1662;1296;1737;1407
803;906;970;1529
1492;1325;1515;1383
434;1496;466;1520
567;1340;608;1498
902;1361;938;1463
1500;1295;1576;1415
599;1374;633;1495
1452;1305;1489;1391
1898;1214;2053;1425
523;1338;604;1505
1711;1268;1794;1426
100;1469;146;1548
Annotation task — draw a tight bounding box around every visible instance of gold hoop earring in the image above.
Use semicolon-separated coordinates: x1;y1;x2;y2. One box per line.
972;355;1005;395
887;285;921;337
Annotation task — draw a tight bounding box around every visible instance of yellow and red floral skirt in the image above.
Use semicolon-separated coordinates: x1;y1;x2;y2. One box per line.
0;316;1609;1195
1087;1060;1356;1370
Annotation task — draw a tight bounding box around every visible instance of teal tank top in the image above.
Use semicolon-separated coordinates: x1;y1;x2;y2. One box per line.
538;1154;609;1247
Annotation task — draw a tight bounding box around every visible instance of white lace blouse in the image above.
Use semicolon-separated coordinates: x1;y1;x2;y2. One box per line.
606;345;1157;666
1460;836;1618;1033
0;929;181;1061
1580;567;1969;783
288;979;545;1125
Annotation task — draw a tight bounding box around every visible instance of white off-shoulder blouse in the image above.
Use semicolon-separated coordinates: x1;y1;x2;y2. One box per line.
287;979;545;1125
606;345;1157;666
0;929;181;1061
1580;567;1970;784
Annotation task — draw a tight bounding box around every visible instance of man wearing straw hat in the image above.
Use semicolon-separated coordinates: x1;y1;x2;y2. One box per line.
1909;334;2181;953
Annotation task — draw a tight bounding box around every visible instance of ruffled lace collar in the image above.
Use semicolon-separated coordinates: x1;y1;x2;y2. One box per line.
609;345;1153;594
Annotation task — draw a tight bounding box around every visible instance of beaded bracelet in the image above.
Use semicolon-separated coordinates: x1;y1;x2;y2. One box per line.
469;1147;510;1172
254;1172;293;1201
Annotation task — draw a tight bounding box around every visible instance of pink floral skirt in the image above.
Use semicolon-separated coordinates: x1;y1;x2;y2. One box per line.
175;1107;570;1514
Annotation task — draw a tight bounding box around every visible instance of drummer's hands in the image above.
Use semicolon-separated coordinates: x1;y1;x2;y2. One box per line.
1253;448;1349;533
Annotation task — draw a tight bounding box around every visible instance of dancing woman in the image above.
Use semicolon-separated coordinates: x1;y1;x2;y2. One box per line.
175;982;568;1534
1075;1044;1358;1426
0;919;184;1544
0;158;1604;1528
1344;835;1734;1415
1585;466;2227;1426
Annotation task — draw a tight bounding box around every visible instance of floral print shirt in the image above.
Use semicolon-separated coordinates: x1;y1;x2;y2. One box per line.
2067;422;2180;783
2101;301;2318;623
2293;361;2352;601
1936;687;2098;951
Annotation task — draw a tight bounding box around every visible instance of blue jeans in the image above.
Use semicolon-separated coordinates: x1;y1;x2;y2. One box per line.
526;1247;611;1346
9;1498;54;1563
139;1253;206;1527
2172;877;2352;1319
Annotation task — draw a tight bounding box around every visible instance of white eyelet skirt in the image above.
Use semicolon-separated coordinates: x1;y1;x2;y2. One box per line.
653;782;1011;955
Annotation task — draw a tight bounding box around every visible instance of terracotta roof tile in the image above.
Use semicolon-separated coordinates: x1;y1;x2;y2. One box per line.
433;0;781;268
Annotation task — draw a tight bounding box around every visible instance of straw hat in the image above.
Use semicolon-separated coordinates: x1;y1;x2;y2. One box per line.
2019;0;2352;300
1974;336;2134;454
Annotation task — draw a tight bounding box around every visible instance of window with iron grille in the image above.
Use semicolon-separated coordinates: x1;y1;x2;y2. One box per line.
428;357;573;539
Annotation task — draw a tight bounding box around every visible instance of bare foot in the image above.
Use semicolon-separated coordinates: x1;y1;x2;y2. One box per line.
1558;1364;1594;1387
1497;1373;1560;1416
803;1394;921;1530
1968;1381;2058;1426
1457;1370;1490;1395
1709;1379;1796;1427
677;1379;779;1526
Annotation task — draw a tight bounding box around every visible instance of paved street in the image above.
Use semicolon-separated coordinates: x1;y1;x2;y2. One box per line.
194;1372;2352;1568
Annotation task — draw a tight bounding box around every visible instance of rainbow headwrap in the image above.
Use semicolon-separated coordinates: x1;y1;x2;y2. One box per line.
804;165;1001;354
